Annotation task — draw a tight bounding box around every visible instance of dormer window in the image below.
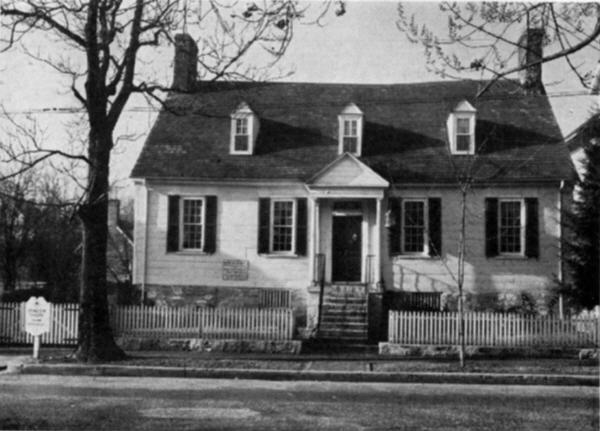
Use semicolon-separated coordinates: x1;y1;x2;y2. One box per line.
343;119;358;153
230;102;258;155
338;103;363;156
447;100;476;155
234;118;249;152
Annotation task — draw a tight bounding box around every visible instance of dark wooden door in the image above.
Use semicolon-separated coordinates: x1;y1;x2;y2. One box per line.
332;216;362;282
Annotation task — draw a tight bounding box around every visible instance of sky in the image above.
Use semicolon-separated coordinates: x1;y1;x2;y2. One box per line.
0;1;598;198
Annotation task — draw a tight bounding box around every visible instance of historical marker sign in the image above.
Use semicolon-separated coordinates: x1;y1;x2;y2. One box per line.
25;296;51;337
222;259;249;281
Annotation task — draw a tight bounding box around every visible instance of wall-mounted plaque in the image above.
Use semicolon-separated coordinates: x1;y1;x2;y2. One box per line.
222;259;249;281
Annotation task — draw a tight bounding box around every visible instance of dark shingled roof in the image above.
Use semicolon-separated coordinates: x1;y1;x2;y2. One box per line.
131;80;574;184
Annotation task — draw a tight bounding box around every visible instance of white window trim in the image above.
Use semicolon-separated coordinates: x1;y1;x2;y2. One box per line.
452;114;475;155
230;115;253;155
269;198;297;255
180;197;206;251
498;198;526;257
337;114;363;156
401;198;429;256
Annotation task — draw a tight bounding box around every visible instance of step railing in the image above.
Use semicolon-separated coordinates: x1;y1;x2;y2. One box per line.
314;253;326;332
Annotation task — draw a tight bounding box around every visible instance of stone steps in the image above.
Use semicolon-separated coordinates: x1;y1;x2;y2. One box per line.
317;284;369;344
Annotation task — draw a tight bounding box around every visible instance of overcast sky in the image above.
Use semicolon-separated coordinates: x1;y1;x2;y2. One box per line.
0;1;597;197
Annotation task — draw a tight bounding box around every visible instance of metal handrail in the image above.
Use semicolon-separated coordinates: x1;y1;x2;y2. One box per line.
315;253;325;332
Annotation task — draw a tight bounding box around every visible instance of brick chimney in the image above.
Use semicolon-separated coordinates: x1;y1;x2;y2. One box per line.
518;28;545;95
107;199;120;229
173;33;198;92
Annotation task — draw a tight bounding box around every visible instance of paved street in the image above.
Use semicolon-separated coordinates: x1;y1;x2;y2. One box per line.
0;375;597;430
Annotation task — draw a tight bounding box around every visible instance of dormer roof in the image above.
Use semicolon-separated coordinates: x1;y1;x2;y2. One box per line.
232;101;254;115
453;100;476;112
340;102;363;115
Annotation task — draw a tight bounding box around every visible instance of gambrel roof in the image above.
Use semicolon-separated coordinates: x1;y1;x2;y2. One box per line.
132;79;574;184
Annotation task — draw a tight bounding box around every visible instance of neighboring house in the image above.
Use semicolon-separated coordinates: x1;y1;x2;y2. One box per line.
131;32;574;342
567;112;600;177
106;199;134;303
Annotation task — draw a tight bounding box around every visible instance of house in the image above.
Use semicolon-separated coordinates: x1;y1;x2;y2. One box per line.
131;32;574;343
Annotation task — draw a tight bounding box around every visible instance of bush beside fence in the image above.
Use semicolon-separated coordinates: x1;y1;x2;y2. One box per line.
388;310;599;347
0;302;294;346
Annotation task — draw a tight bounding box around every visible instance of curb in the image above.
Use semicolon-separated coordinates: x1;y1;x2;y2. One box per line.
19;364;599;386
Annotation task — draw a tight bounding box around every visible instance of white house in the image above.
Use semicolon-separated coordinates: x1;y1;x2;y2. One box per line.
130;33;574;343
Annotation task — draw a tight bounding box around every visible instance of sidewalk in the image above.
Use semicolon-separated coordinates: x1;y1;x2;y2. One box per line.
1;347;598;386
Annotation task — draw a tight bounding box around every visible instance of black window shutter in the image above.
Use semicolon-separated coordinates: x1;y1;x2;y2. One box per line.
428;198;442;257
167;195;180;252
485;198;499;257
388;198;402;255
203;196;217;254
295;198;308;256
258;198;271;254
525;197;539;258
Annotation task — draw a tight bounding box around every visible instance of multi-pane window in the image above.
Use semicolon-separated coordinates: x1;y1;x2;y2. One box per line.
499;200;523;254
181;198;204;249
456;118;471;152
234;117;250;152
271;200;295;252
403;200;426;253
342;119;358;153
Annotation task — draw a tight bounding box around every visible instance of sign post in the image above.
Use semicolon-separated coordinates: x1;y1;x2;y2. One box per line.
24;297;50;359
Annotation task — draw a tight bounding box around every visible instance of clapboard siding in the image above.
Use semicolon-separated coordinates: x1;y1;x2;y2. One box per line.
136;183;310;290
382;186;562;298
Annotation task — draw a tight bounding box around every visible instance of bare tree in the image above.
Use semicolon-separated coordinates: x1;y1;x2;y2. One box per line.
397;2;600;96
1;0;340;361
395;2;594;367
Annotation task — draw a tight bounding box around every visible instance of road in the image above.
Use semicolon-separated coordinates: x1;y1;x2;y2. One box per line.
0;375;597;430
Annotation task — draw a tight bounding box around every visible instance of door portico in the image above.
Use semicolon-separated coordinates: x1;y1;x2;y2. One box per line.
305;153;389;290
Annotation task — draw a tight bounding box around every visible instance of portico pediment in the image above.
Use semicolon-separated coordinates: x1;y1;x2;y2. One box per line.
307;153;389;189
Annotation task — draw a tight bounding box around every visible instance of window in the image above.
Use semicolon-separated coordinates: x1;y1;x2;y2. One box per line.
258;198;307;256
403;200;426;254
499;200;524;255
167;195;217;254
342;119;358;153
234;118;249;152
485;197;538;259
230;102;257;155
181;198;205;250
271;200;295;253
447;100;476;155
389;197;441;257
456;118;472;152
338;103;363;156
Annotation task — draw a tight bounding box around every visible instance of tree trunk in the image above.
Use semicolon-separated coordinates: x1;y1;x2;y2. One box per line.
75;127;125;362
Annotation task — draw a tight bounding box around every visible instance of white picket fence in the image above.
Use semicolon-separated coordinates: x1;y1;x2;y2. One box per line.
0;302;294;346
111;305;294;340
0;302;79;345
388;310;600;347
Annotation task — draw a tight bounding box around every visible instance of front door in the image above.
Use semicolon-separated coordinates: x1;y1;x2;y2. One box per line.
332;216;362;282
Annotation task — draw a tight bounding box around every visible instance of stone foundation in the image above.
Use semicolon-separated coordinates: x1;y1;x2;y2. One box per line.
378;343;585;359
116;336;301;354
